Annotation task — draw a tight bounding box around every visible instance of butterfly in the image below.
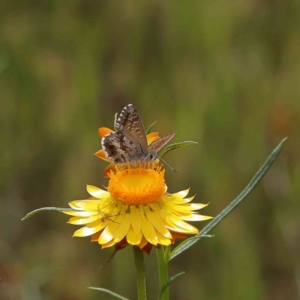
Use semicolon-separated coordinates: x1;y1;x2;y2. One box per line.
102;104;176;164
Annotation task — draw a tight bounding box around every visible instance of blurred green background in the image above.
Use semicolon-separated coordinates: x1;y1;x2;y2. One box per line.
1;1;300;299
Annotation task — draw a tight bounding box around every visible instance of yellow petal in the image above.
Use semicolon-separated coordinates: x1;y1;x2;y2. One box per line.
64;210;98;217
101;239;117;248
168;224;198;234
68;215;99;225
130;205;142;235
73;221;106;237
189;203;209;210
169;203;208;214
106;218;122;232
169;219;199;233
181;214;213;221
112;213;131;243
126;226;143;245
166;195;195;204
183;196;196;203
160;209;199;234
70;200;100;211
156;231;172;246
144;207;172;238
171;189;190;199
141;217;158;245
98;226;116;244
149;202;161;213
86;185;110;199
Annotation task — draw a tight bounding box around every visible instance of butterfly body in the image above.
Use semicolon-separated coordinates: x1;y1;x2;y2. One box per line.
102;104;175;164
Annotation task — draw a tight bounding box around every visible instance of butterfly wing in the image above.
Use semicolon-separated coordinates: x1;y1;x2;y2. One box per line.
103;104;175;163
102;132;142;163
114;104;148;154
148;131;176;154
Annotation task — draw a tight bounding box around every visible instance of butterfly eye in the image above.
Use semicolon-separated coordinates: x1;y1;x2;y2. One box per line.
149;154;154;160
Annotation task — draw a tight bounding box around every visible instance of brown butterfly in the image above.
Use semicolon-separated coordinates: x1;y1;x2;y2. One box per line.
102;104;176;164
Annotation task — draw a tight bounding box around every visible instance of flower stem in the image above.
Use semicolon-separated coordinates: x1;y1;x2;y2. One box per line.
133;247;147;300
157;247;169;300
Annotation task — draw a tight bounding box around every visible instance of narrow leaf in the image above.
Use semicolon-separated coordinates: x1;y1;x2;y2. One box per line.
170;137;287;260
22;207;75;221
159;272;185;300
170;236;214;260
88;287;130;300
160;141;198;158
146;121;156;134
114;112;118;129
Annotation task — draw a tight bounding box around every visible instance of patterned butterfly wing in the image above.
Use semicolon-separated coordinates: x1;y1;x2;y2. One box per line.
102;132;142;163
148;131;176;154
114;104;148;154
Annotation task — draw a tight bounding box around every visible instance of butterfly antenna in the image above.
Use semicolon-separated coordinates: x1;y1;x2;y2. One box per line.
158;156;177;173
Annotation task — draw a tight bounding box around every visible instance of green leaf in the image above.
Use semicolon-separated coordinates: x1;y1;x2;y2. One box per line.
114;113;118;129
159;272;185;300
21;207;75;221
170;236;214;259
184;234;215;240
170;137;287;261
146;121;156;134
159;141;198;158
88;287;130;300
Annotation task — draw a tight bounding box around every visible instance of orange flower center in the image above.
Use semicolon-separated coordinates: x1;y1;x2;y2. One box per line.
108;162;165;205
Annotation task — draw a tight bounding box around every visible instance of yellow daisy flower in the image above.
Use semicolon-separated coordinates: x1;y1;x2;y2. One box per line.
94;127;161;177
63;162;212;253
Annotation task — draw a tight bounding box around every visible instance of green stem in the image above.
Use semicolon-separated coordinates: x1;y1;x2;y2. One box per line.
133;247;147;300
157;247;169;300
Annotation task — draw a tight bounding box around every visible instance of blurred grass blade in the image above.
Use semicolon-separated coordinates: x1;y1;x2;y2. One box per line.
170;137;287;261
160;141;198;158
22;207;75;220
146;121;156;134
159;272;185;300
88;287;130;300
114;113;118;128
